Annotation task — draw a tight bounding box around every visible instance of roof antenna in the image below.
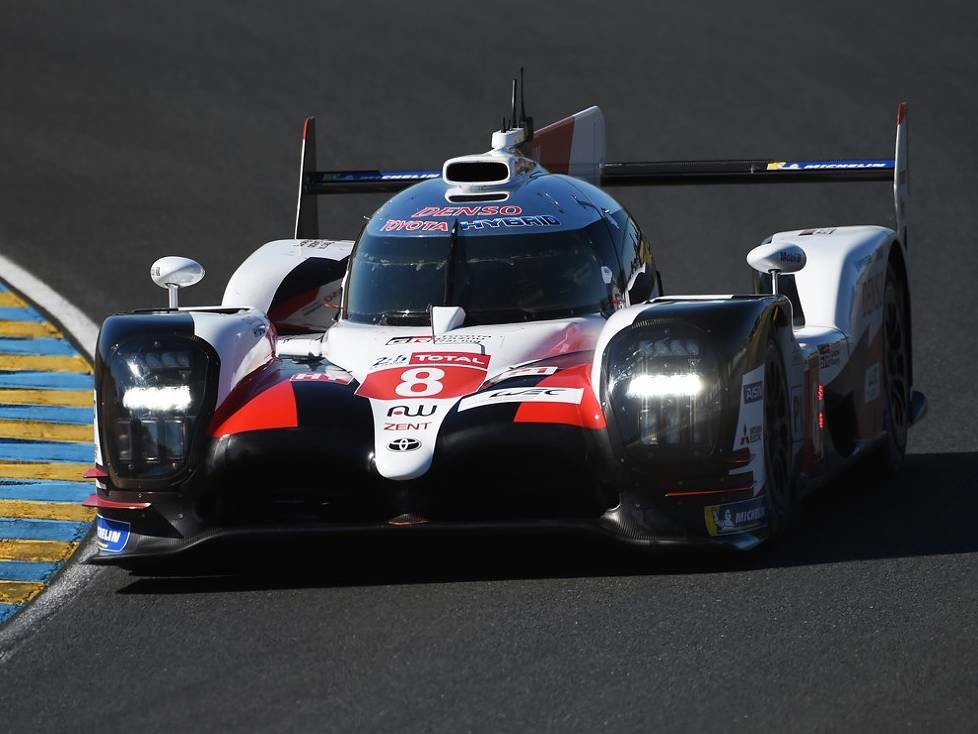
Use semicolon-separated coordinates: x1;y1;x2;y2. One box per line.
510;77;517;131
519;67;533;140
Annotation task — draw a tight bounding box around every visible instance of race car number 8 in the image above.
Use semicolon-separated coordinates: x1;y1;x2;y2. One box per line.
395;368;445;397
354;354;490;400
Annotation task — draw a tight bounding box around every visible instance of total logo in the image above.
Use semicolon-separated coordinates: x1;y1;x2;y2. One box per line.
372;352;490;369
387;437;422;452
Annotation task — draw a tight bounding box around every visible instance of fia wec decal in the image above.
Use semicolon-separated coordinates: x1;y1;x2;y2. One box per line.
457;386;583;412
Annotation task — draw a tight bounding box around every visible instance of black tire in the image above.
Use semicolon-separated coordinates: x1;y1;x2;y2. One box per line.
763;339;795;537
866;264;911;475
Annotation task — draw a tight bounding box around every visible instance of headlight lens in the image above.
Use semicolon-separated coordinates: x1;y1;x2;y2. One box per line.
101;338;213;481
605;323;722;455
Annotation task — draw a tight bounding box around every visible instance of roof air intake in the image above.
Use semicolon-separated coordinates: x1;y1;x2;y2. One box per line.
443;159;511;186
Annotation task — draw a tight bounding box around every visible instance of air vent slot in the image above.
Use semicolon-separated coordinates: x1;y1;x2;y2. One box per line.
447;192;509;203
444;160;510;184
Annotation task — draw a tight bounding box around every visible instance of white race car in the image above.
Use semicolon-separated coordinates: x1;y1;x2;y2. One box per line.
85;77;925;564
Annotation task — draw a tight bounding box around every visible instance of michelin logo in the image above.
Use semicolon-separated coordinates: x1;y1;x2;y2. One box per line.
96;515;131;553
767;160;891;171
704;497;767;537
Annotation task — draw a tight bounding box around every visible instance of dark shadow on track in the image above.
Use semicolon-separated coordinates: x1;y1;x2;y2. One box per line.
116;451;978;595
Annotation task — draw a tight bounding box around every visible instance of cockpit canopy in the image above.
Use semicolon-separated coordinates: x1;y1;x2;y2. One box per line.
343;176;629;326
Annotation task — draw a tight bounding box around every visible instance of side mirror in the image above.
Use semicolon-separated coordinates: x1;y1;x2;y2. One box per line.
151;257;205;309
746;242;806;295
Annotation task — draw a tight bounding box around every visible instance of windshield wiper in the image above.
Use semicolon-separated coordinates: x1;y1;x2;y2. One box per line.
376;309;430;325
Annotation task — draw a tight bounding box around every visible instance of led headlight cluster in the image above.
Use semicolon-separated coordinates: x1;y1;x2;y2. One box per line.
605;324;722;455
101;338;214;482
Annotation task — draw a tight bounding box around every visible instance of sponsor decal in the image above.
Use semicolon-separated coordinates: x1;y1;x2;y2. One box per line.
704;497;767;537
743;381;763;404
290;370;353;385
382;219;449;233
371;351;488;368
385;421;431;431
387;404;437;417
792;385;803;438
798;228;836;236
495;365;559;382
732;365;765;457
459;215;560;231
331;170;436;182
411;351;489;368
373;354;409;367
387;437;421;452
739;423;763;446
779;250;803;265
860;270;884;318
767;160;892;171
297;239;338;248
96;516;131;553
864;362;881;403
386;335;491;345
412;205;522;217
358;351;491;400
457;386;583;412
818;342;842;370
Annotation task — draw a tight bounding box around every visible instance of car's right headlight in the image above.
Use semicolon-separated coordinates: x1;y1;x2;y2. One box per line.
604;321;723;457
100;336;216;484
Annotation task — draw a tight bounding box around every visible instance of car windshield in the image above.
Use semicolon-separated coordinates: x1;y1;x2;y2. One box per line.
343;220;619;325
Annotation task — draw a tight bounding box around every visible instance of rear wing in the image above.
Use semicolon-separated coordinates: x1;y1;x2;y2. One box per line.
294;103;909;248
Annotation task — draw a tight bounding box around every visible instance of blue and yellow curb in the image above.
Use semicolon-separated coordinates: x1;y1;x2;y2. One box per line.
0;279;94;624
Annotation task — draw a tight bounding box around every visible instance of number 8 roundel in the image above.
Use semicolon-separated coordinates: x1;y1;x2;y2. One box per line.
356;351;491;400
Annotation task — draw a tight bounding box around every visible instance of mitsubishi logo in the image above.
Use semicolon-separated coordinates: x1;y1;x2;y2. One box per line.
387;437;421;452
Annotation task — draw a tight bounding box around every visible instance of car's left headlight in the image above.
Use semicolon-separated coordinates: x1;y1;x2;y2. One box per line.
99;337;216;483
603;322;723;456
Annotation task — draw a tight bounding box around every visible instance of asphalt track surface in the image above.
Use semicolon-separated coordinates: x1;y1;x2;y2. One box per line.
2;1;977;731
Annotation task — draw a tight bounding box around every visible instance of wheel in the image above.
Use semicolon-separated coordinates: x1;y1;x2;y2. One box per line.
866;264;911;474
763;339;794;537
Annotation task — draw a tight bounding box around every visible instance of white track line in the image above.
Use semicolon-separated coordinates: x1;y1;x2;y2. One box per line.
0;252;98;358
0;250;102;662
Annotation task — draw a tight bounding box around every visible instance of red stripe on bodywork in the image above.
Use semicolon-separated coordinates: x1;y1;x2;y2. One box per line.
83;466;108;479
268;286;320;323
211;380;298;437
530;116;575;174
664;484;753;498
83;494;151;510
513;364;606;429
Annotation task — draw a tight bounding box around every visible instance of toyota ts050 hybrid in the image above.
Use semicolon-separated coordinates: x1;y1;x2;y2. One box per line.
84;77;926;563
